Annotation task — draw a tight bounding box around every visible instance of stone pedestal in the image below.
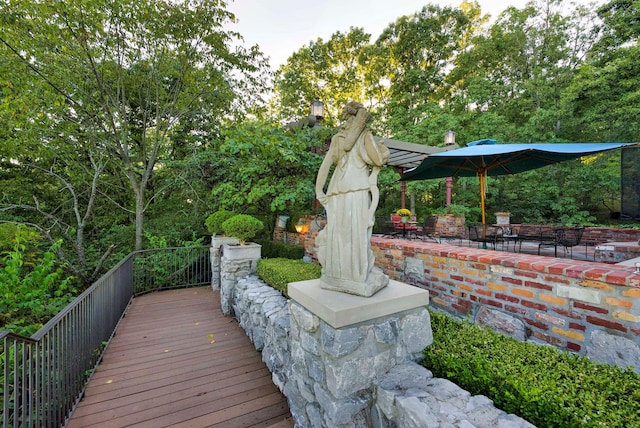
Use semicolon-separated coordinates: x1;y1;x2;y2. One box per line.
220;242;261;316
286;279;431;427
495;212;511;225
210;236;239;290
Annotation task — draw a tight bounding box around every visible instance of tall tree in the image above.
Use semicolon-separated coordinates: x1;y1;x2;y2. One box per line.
210;122;330;216
272;28;373;126
452;0;599;143
0;0;269;250
563;0;640;141
371;3;476;143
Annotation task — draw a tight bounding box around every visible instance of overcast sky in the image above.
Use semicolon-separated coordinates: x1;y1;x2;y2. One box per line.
226;0;519;69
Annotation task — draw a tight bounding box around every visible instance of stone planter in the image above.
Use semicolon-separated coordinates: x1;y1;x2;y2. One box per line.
433;214;465;238
211;235;240;249
221;242;262;260
220;242;262;316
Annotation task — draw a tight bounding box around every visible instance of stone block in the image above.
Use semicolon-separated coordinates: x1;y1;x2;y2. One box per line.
373;318;400;345
396;396;439;428
476;306;527;341
556;284;601;304
324;350;394;398
290;301;320;332
400;309;433;354
289;279;429;328
587;330;640;374
404;257;425;278
313;383;369;425
321;324;364;357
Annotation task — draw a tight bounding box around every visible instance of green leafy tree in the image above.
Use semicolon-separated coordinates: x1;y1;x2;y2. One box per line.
0;0;269;251
452;0;599;143
372;3;476;143
0;226;75;336
272;28;374;125
209;122;328;217
563;0;640;141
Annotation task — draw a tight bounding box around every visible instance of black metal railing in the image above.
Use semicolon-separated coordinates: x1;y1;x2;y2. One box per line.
1;246;210;428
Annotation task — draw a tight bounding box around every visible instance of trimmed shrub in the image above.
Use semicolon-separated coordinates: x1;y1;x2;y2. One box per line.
256;258;320;297
205;210;236;235
221;214;264;244
254;239;304;260
422;311;640;427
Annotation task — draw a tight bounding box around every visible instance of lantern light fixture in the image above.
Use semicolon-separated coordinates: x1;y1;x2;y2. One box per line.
310;100;324;122
444;129;456;146
295;218;309;234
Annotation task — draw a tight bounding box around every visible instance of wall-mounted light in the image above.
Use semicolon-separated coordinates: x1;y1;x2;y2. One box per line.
295;218;309;234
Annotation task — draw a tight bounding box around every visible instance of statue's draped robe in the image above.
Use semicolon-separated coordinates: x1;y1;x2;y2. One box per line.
316;111;389;294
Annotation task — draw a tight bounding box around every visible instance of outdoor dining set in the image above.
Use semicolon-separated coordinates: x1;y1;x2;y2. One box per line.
376;216;586;260
467;224;585;258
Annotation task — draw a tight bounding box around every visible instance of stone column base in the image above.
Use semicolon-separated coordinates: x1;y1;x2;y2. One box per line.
286;279;432;426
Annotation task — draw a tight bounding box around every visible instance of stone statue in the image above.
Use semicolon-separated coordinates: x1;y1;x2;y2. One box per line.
315;102;390;297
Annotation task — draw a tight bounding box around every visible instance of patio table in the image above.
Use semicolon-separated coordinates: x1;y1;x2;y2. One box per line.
395;221;418;238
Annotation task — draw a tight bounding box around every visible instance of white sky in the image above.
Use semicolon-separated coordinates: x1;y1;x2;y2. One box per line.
226;0;518;69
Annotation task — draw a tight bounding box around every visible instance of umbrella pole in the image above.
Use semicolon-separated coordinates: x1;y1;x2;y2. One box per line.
479;171;486;225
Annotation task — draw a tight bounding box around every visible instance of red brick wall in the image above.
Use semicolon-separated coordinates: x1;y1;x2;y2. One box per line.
295;231;640;355
582;226;640;243
373;237;640;354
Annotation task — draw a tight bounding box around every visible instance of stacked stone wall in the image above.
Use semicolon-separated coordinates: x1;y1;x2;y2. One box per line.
224;272;532;428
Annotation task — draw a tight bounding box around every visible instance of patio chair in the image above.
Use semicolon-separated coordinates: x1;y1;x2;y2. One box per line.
558;227;585;259
416;215;440;242
376;217;399;238
468;224;503;249
538;228;563;257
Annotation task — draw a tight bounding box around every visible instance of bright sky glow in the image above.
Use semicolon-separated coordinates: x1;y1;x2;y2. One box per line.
226;0;519;69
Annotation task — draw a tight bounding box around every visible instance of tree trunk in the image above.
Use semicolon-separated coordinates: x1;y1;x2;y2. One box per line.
135;190;145;251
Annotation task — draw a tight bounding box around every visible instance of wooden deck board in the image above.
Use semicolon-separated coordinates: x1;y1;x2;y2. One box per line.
67;287;292;428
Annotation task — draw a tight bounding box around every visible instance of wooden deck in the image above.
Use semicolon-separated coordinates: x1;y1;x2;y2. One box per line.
67;287;293;428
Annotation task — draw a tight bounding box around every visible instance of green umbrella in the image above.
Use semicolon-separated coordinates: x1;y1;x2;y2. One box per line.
401;141;637;224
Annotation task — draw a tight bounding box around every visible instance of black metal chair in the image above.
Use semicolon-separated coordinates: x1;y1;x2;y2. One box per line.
558;227;585;259
468;224;503;249
375;217;399;238
416;215;440;242
538;228;563;257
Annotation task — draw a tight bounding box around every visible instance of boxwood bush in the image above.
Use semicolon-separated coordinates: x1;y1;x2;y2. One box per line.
254;239;304;259
256;258;320;297
423;311;640;427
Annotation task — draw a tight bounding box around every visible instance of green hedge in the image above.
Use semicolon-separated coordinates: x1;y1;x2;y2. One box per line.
254;239;304;260
256;258;321;297
423;311;640;427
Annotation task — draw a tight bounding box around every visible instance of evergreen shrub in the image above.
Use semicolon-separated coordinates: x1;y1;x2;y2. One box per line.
205;209;236;235
256;258;320;297
255;239;304;259
423;311;640;427
221;214;264;244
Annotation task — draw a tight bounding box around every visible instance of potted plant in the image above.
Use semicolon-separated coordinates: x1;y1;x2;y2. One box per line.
205;209;236;236
396;208;412;223
221;214;264;260
222;214;264;245
205;209;239;249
